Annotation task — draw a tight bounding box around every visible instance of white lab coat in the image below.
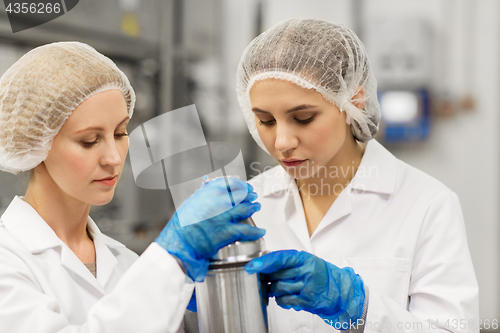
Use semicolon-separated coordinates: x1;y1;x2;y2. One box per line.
249;140;479;333
0;196;194;333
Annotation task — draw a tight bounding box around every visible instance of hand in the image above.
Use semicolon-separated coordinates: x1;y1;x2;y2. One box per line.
156;177;265;282
176;176;253;227
245;250;365;328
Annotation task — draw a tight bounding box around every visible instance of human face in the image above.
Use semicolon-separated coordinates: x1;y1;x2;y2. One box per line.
42;89;129;206
250;79;352;180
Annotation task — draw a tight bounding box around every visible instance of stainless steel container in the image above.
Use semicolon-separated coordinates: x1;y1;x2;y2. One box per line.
196;218;268;333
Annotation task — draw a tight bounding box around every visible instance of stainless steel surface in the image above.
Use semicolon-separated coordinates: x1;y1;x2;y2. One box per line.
240;216;257;227
196;266;268;333
196;217;268;333
210;237;266;266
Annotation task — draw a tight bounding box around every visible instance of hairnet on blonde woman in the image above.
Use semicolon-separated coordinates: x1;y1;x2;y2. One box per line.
0;41;135;174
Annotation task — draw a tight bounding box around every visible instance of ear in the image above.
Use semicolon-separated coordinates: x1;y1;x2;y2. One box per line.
351;86;366;110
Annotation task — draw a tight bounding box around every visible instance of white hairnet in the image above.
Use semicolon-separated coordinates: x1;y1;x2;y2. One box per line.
0;41;135;175
236;18;381;152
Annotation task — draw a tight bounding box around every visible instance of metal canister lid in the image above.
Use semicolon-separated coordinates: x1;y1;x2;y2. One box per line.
209;218;266;269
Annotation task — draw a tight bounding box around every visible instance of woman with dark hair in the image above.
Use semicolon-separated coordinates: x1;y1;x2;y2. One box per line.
238;18;479;332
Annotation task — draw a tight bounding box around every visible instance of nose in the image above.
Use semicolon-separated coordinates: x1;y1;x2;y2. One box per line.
100;138;123;167
274;122;298;153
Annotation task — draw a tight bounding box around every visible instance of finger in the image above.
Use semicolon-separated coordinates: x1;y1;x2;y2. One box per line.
209;222;266;251
232;190;258;206
268;267;303;281
275;294;309;312
201;200;259;225
244;191;258;202
224;177;249;194
223;201;261;222
230;187;253;206
225;179;257;206
245;250;304;274
268;280;304;298
230;223;266;241
204;177;247;198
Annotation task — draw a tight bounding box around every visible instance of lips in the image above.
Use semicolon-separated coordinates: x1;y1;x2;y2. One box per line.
94;175;117;186
281;159;306;167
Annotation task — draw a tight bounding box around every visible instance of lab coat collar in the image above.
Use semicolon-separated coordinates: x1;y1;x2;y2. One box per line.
256;167;295;198
1;196;125;252
253;140;397;245
1;196;64;253
1;196;125;290
86;216;126;249
283;181;313;252
86;217;123;287
257;139;396;198
350;139;396;195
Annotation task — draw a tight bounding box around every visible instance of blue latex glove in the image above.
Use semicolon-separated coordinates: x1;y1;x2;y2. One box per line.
245;250;365;329
156;177;265;283
187;290;197;312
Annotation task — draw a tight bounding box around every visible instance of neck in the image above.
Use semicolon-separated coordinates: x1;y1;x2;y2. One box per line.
297;136;364;201
24;169;92;251
296;134;365;236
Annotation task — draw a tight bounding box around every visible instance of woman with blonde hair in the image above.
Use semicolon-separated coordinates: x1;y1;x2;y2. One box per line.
0;41;263;333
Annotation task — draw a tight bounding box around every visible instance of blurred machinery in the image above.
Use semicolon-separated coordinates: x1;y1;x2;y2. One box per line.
0;0;443;252
365;18;433;143
0;0;270;254
0;0;177;254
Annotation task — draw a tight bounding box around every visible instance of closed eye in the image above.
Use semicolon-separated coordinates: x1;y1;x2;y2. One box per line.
295;116;314;125
259;119;275;126
82;139;99;148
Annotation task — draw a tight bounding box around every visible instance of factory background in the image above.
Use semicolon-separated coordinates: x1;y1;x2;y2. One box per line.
0;0;498;327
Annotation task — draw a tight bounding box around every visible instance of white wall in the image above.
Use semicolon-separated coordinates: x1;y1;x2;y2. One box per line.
366;0;500;320
261;0;353;30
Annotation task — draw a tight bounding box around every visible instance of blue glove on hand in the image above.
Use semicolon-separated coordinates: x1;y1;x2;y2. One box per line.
156;177;265;283
245;250;365;329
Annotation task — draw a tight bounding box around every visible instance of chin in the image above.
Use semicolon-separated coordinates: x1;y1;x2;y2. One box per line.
91;194;115;206
282;164;313;180
284;169;312;180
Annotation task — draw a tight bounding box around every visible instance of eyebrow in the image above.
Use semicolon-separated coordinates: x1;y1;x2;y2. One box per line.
75;116;130;134
252;104;318;114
